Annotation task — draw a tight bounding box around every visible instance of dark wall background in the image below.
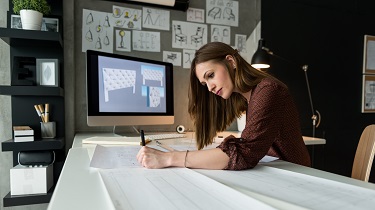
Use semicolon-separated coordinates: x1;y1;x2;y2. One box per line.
262;0;375;181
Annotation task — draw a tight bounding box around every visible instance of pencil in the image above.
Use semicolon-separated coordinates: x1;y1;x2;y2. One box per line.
34;105;45;122
140;130;146;146
45;103;49;122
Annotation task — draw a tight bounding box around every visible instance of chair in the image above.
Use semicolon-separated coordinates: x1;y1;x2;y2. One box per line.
351;125;375;182
191;27;204;47
173;25;187;45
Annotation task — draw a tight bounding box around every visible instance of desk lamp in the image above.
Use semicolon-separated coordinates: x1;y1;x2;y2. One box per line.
251;39;321;137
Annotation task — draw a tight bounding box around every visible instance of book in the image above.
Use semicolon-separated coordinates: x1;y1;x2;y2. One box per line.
14;136;34;142
13;126;34;142
13;126;34;136
82;136;151;145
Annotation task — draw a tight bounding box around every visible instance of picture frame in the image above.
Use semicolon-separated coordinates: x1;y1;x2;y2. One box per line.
10;14;22;29
362;74;375;113
363;35;375;74
42;17;59;32
10;15;59;32
36;59;59;87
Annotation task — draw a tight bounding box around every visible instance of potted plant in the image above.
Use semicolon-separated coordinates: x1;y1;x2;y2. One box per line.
12;0;51;30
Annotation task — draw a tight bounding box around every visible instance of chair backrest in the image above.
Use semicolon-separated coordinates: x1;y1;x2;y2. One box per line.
351;125;375;182
174;25;182;34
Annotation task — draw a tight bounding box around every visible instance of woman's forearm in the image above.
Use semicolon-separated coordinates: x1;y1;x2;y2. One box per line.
171;148;229;169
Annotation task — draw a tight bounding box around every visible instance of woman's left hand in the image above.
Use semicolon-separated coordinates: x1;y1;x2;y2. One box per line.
136;146;172;169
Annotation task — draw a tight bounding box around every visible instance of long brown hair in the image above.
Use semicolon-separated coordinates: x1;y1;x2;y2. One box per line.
188;42;270;149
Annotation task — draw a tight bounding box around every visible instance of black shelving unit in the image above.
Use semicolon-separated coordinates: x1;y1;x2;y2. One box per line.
3;186;55;207
0;0;65;207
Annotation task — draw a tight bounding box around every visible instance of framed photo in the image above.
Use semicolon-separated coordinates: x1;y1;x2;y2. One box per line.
10;14;22;29
363;35;375;74
362;75;375;113
36;59;59;87
42;17;59;32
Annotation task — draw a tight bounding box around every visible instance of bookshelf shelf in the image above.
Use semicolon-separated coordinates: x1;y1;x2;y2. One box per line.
0;27;63;47
1;138;65;152
3;186;55;207
0;86;64;96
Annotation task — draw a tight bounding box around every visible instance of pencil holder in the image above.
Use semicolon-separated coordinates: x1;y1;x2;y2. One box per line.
40;122;56;138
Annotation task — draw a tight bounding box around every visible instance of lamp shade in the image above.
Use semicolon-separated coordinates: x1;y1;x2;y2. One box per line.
251;39;271;69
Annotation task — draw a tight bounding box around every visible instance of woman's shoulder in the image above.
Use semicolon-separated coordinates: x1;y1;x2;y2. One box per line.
257;77;288;91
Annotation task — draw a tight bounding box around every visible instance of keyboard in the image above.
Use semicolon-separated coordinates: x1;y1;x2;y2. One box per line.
145;133;187;140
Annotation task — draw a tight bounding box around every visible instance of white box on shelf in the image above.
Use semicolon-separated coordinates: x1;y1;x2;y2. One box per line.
14;136;34;142
10;164;53;196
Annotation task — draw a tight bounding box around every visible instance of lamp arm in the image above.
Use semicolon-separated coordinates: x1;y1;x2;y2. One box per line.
262;48;321;136
302;65;315;116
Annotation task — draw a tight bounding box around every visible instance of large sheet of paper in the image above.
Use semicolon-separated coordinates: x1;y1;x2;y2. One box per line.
89;142;278;169
99;167;276;210
197;165;375;210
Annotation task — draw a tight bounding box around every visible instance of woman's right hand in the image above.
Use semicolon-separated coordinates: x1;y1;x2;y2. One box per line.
136;146;172;169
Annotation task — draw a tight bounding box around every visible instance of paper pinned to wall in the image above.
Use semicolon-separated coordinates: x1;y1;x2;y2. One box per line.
163;51;182;66
172;21;207;50
142;7;170;31
82;9;114;53
206;0;239;27
132;30;161;52
211;24;231;44
112;5;142;30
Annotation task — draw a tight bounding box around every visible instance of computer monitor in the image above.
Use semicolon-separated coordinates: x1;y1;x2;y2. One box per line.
86;50;174;127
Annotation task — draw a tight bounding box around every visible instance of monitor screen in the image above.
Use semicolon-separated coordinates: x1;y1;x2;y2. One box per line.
86;50;174;126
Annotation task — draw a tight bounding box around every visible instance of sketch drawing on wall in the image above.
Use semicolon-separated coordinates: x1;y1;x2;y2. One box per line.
187;8;205;23
235;34;247;53
82;9;113;53
163;51;182;66
115;28;131;52
142;7;170;31
210;25;230;44
132;30;161;52
183;49;196;69
112;5;142;30
172;21;208;50
207;0;239;27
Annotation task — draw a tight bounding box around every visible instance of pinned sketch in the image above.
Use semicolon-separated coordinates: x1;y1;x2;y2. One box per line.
207;0;239;27
132;30;160;52
82;9;113;53
187;8;205;23
142;7;170;31
183;49;195;69
112;5;142;30
211;25;231;44
172;21;207;50
115;28;131;52
163;51;182;66
235;34;247;54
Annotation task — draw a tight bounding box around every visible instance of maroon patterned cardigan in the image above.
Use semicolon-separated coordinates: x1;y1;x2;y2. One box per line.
217;77;311;170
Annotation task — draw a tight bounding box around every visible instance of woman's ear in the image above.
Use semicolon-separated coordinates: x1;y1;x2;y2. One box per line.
225;55;236;69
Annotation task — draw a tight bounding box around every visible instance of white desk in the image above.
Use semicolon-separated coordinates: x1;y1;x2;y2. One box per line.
48;133;349;210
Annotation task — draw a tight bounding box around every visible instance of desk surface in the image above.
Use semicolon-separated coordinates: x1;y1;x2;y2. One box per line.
48;133;344;210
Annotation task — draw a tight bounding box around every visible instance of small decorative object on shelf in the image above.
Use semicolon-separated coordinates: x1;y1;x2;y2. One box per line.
13;126;34;142
11;56;36;86
36;59;59;87
12;0;51;30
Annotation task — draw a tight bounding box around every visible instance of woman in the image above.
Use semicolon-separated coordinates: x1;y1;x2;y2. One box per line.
137;42;311;170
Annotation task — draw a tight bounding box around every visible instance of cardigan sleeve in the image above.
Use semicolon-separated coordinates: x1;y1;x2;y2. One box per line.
217;81;288;170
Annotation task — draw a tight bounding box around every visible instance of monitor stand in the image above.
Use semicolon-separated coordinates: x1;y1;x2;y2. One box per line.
112;126;141;137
